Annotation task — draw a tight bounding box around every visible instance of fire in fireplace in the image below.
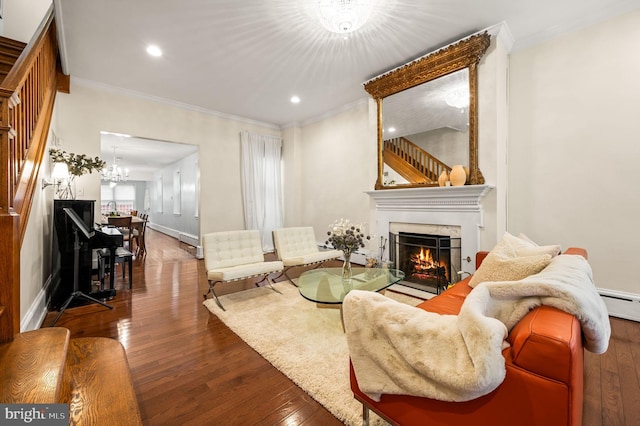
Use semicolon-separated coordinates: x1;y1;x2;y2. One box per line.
410;247;449;282
390;232;461;294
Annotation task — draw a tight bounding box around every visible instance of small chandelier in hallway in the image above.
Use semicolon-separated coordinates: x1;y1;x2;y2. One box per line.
102;147;129;188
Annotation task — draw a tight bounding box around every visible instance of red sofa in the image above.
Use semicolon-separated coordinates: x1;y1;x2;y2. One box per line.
350;248;587;426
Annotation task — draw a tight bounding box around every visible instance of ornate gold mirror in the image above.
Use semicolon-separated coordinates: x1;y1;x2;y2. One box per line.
364;32;491;189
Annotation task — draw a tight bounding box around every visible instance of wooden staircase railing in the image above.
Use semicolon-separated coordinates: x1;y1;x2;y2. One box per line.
383;137;451;184
0;5;60;343
0;9;142;422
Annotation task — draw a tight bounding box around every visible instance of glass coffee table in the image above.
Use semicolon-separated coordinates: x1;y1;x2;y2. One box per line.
297;267;405;304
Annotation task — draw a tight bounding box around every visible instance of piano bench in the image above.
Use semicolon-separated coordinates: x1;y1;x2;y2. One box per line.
97;248;134;289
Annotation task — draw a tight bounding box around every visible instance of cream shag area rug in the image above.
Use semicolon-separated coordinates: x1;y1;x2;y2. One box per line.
203;282;422;425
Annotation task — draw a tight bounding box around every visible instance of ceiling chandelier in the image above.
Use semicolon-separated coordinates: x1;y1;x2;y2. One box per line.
317;0;373;34
102;147;129;187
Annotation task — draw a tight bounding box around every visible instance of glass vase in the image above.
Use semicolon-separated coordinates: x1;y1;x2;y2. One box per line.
342;251;352;282
57;178;76;200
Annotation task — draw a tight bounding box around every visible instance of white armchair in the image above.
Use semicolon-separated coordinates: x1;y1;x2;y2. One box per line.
203;230;283;310
273;226;341;285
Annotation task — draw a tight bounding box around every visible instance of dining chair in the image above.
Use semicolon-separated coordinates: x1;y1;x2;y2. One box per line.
107;215;133;249
131;213;148;255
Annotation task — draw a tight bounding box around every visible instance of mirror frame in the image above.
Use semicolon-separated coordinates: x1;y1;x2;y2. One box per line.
364;32;491;190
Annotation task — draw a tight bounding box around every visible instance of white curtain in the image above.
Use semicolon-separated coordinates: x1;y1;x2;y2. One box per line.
240;131;284;251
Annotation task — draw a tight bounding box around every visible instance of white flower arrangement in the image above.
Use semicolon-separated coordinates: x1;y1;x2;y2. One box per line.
325;218;371;257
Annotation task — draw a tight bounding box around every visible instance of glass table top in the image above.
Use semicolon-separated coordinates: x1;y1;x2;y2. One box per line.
297;267;405;304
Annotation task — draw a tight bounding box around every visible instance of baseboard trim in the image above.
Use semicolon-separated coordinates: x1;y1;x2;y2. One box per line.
21;275;51;332
147;223;179;239
148;224;203;259
598;288;640;322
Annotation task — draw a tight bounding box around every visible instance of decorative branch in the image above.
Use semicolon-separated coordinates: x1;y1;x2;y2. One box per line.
49;148;106;177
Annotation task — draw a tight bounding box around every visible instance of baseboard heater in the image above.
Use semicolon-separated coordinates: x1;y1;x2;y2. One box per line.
178;233;199;247
598;288;640;322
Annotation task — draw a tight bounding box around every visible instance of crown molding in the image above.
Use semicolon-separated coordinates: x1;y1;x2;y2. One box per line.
488;21;515;53
284;97;368;129
71;77;281;130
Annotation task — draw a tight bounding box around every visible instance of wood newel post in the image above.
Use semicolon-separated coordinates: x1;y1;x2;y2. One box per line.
0;212;20;340
0;87;19;341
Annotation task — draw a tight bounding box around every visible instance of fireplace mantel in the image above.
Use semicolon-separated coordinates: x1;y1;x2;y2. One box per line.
367;185;493;272
366;185;493;212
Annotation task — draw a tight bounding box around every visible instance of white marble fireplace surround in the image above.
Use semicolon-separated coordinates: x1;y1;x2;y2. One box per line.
367;185;493;273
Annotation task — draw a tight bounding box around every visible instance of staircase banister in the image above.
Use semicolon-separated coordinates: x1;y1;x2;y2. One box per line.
384;137;452;185
0;3;60;343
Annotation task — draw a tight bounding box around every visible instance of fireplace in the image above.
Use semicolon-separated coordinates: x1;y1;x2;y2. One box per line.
367;186;493;288
390;231;461;294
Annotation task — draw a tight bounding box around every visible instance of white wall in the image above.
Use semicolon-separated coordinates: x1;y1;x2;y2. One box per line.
408;127;469;167
20;104;58;331
149;151;199;238
54;81;281;238
286;100;377;240
281;125;303;227
477;25;512;251
509;9;640;294
3;0;51;42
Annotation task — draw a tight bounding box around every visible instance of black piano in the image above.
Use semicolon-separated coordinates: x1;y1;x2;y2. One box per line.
49;200;124;311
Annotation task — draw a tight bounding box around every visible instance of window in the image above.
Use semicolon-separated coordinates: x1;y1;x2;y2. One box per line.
240;131;283;251
101;184;136;215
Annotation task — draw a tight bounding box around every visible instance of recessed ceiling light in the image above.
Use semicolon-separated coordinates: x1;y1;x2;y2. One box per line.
388;127;396;133
146;45;162;57
290;96;301;104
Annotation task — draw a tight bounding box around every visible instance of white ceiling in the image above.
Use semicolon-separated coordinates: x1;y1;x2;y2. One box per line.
55;0;640;128
55;0;639;180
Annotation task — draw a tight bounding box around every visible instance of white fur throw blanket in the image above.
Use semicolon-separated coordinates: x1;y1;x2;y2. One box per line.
343;254;611;402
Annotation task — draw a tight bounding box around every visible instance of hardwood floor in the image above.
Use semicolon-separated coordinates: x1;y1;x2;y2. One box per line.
42;230;640;425
42;229;341;426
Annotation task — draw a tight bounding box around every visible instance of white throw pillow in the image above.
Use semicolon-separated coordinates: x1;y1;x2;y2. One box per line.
504;232;561;257
468;232;558;288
